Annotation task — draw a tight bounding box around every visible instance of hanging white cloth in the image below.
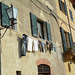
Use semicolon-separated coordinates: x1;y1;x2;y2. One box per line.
33;39;38;51
27;37;33;52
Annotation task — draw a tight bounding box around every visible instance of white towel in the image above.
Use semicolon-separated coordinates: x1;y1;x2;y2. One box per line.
33;39;38;51
27;38;33;52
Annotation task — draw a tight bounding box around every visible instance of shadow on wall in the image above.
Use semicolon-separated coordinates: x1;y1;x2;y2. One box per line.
68;63;71;72
17;37;22;58
61;52;65;62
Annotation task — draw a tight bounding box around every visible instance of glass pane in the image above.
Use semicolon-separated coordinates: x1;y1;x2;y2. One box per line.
37;22;42;38
13;7;18;19
6;7;12;19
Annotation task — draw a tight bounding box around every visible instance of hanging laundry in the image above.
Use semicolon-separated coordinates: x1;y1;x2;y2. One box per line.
33;39;38;51
38;41;43;52
46;41;51;53
22;34;28;56
41;41;45;52
27;37;33;52
44;44;47;53
52;43;56;52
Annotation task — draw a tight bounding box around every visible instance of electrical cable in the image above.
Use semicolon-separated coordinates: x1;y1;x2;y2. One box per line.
31;0;75;31
0;27;5;30
0;28;7;39
31;0;50;15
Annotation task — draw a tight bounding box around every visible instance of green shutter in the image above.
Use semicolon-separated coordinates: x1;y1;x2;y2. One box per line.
64;3;67;15
69;9;73;21
46;22;52;42
59;0;62;10
60;27;67;52
30;13;38;37
68;33;73;48
0;2;10;26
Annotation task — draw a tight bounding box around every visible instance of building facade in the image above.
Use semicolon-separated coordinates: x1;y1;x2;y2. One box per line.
0;0;75;75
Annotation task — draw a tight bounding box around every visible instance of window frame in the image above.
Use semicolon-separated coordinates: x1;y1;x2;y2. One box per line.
64;31;70;48
38;64;50;74
37;18;48;40
59;0;67;15
16;71;21;75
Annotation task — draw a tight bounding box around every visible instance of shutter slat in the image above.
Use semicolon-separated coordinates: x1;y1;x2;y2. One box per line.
64;3;67;15
0;2;10;26
30;13;38;37
60;27;67;52
69;9;73;21
68;33;73;48
46;22;52;42
59;0;62;10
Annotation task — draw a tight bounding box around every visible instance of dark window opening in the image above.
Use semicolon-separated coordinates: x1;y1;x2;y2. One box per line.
38;64;51;75
72;4;75;9
37;19;48;40
59;0;67;15
64;31;70;48
61;1;65;13
16;71;21;75
37;20;44;39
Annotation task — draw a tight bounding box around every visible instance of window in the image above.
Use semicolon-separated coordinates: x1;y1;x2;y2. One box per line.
64;31;70;48
69;9;73;21
60;27;73;52
37;20;45;39
30;13;52;42
58;0;67;15
38;64;50;75
16;71;21;75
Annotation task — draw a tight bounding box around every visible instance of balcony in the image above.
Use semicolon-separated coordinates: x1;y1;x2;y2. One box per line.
63;49;75;62
69;0;75;4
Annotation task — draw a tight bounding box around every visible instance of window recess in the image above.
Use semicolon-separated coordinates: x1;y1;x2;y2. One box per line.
30;13;52;42
60;27;73;53
58;0;67;15
37;20;44;39
16;71;21;75
64;31;70;48
38;64;50;75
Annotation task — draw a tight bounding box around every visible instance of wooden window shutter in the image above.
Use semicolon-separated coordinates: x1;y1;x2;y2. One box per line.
0;2;10;26
64;3;67;15
60;27;67;52
30;13;38;37
69;9;73;21
46;22;52;42
68;33;73;48
58;0;62;10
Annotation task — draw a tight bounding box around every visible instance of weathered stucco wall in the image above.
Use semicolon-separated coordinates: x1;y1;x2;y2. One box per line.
0;0;75;75
55;0;75;75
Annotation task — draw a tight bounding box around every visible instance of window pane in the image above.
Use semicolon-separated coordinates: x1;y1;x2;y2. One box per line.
37;21;44;39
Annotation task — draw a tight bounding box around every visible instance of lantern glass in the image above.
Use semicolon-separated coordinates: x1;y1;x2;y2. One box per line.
13;7;18;19
6;7;12;19
6;5;18;20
